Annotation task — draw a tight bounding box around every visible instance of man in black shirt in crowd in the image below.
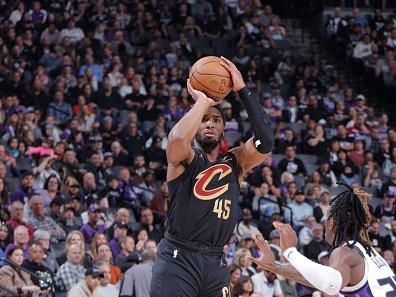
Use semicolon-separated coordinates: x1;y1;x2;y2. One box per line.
150;57;274;297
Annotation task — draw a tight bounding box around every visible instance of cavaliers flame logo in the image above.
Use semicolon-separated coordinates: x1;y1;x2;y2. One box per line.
193;164;232;200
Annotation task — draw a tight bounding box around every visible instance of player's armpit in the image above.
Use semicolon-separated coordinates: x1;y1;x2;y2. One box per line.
230;137;269;179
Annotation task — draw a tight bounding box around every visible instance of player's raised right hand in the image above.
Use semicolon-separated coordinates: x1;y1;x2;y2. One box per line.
187;79;217;106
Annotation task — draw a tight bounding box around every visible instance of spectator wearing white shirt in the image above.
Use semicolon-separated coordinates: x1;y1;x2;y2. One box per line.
353;34;373;60
252;269;284;297
96;261;119;297
60;19;85;44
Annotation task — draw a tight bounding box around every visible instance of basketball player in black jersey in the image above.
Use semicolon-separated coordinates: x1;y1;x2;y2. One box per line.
150;57;274;297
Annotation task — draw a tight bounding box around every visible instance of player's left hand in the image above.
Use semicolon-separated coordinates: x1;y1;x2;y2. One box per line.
273;222;298;252
220;56;245;92
248;232;276;270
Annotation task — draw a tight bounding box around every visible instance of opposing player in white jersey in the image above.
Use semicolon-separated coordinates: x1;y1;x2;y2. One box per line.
250;185;396;297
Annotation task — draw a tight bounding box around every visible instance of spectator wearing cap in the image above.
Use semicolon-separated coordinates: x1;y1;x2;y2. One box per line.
285;189;313;231
49;195;64;224
303;223;331;261
109;222;128;258
119;248;155;297
96;261;119;297
27;194;66;245
384;220;396;249
95;243;121;285
115;235;136;268
107;208;131;240
67;266;102;297
80;204;105;244
102;153;116;179
6;200;35;238
268;229;282;261
55;244;86;293
277;145;307;177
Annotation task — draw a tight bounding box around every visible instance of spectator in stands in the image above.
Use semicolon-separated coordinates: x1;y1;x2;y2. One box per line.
32;230;59;274
95;243;121;285
55;244;85;293
80;204;105;244
277;145;307;177
286;189;313;231
6;200;35;238
303;223;331;261
67;266;102;297
252;268;284;297
22;241;54;289
27;194;66;244
96;261;119;297
115;235;135;268
0;246;40;296
109;221;128;258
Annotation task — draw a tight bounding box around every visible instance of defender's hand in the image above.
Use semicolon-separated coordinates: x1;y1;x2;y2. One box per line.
220;56;245;92
248;232;276;269
273;222;298;252
186;79;217;106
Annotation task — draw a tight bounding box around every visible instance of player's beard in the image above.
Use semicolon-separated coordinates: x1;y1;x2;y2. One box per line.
196;135;221;152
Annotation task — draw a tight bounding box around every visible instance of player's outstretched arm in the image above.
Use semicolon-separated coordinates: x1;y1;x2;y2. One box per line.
251;223;353;296
220;57;274;177
167;80;217;176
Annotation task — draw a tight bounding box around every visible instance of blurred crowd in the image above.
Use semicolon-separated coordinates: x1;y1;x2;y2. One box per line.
0;0;395;297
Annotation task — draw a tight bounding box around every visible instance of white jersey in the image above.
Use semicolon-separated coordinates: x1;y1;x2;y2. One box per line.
340;241;396;297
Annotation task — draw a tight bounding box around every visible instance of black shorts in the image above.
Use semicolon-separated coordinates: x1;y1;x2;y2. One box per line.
150;234;230;297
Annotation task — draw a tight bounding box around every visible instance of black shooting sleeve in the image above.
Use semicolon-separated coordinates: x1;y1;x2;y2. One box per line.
238;87;274;154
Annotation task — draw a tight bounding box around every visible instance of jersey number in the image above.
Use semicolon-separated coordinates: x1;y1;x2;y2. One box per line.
213;199;231;220
378;276;396;296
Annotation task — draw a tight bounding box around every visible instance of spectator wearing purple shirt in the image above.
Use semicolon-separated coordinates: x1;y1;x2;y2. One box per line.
80;204;105;244
109;221;128;258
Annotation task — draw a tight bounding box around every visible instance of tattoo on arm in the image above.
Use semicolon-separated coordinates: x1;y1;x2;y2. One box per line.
273;263;314;288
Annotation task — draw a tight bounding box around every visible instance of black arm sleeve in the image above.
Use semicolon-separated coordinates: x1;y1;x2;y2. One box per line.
238;87;274;154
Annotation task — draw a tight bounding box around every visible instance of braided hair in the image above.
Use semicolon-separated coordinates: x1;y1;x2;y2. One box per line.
328;183;372;255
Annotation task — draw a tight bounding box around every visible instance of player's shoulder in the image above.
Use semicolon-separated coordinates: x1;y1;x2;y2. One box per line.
331;245;364;265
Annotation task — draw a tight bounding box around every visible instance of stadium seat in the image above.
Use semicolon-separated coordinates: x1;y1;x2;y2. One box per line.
271;154;284;165
143;121;155;133
287;122;307;135
224;131;242;147
294;175;306;189
274;39;292;50
299;154;318;165
305;164;319;175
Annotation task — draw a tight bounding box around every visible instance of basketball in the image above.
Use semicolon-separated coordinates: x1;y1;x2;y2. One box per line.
189;56;233;101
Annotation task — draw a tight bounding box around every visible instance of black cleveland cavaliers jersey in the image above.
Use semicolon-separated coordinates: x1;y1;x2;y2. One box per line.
167;148;240;247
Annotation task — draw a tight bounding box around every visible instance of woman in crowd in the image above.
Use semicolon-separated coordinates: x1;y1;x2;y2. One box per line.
234;248;256;277
0;246;41;296
232;275;262;297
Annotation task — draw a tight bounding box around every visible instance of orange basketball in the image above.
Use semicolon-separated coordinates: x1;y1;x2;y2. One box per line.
189;56;233;101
